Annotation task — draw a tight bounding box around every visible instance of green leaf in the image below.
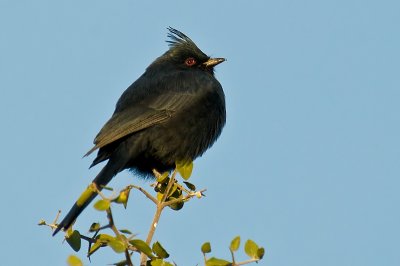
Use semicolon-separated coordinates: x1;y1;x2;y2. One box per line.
67;255;83;266
230;236;240;252
157;172;170;183
66;230;81;252
257;247;265;259
201;242;211;254
176;160;193;180
157;192;164;202
113;187;131;208
167;183;179;198
89;234;124;256
205;257;231;266
89;222;100;232
244;239;259;259
93;199;110;211
88;239;103;256
119;229;132;235
152;241;169;259
98;233;115;242
183;181;196;191
129;239;154;258
168;196;184;211
170;188;182;200
109;238;126;253
151;259;174;266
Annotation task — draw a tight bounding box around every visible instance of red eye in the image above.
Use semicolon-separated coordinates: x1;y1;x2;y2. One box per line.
185;57;196;66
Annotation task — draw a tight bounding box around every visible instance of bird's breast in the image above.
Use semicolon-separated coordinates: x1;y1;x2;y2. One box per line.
147;85;225;164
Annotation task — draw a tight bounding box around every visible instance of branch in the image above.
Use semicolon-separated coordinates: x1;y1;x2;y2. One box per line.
131;184;158;205
162;189;206;208
139;170;177;265
234;258;261;265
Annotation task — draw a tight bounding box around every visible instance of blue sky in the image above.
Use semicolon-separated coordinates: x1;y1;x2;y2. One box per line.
1;0;399;265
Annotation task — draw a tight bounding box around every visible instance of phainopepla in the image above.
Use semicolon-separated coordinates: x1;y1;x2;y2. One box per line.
53;27;226;235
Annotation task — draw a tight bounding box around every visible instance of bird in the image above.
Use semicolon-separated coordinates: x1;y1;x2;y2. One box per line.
53;27;226;235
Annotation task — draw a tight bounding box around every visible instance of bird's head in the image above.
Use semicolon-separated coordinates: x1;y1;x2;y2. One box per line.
150;27;225;74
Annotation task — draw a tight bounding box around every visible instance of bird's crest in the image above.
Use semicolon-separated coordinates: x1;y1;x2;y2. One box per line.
166;27;196;48
165;27;208;60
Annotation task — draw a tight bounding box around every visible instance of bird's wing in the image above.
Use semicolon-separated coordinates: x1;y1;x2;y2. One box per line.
84;92;196;156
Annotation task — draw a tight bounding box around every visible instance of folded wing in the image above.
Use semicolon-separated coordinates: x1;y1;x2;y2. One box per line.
84;92;197;157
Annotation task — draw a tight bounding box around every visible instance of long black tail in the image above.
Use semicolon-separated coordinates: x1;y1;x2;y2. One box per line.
52;160;123;236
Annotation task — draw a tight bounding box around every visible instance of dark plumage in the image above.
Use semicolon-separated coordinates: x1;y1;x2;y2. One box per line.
53;27;226;235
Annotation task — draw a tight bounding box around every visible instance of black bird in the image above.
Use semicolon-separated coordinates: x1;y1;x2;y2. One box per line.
53;27;226;235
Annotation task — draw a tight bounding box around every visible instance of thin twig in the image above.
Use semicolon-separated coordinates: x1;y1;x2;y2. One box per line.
162;189;206;208
230;249;235;265
234;258;260;265
80;235;95;243
106;208;134;266
52;210;61;225
125;250;133;266
131;185;158;205
106;208;120;237
92;183;109;200
174;182;192;194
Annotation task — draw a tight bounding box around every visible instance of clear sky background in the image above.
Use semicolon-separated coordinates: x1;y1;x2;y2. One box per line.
1;1;399;265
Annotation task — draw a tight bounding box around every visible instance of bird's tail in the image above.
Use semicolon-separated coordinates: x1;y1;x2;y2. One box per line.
52;160;123;236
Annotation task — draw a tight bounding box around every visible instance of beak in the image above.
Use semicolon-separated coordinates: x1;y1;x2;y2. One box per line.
203;57;226;68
